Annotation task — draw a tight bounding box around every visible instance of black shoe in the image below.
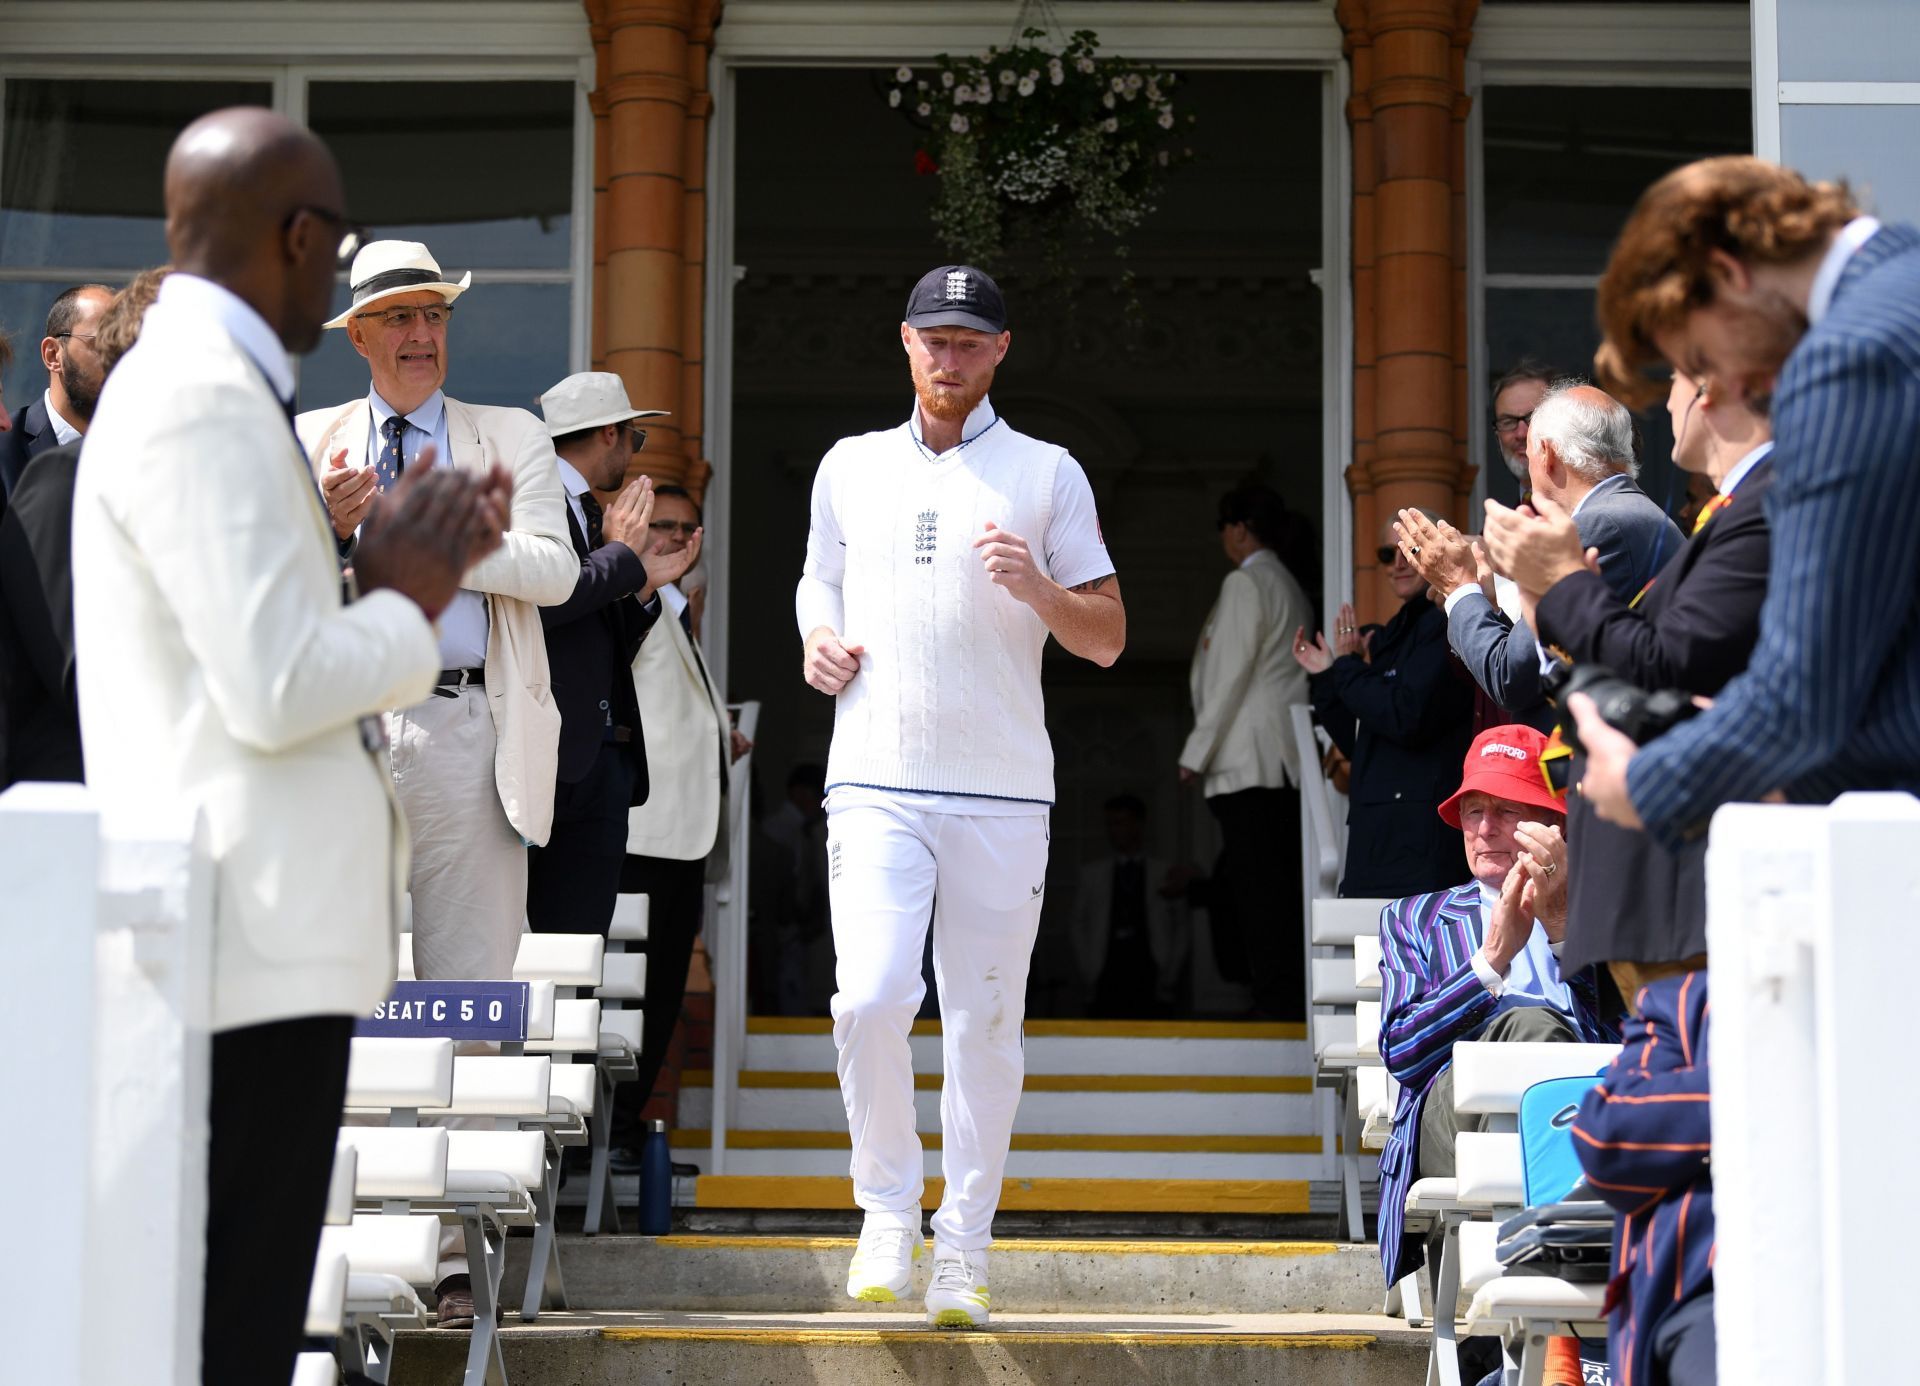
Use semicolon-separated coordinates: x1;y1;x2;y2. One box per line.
608;1146;644;1176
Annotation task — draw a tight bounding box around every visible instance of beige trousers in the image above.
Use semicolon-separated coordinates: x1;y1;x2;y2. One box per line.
388;686;529;1284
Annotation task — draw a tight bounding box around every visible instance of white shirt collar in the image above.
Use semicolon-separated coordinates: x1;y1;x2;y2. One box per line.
41;390;81;446
1718;439;1774;497
1239;546;1269;570
1569;470;1629;518
555;457;592;499
659;581;689;619
907;394;998;456
369;386;446;435
1809;216;1882;325
153;272;296;403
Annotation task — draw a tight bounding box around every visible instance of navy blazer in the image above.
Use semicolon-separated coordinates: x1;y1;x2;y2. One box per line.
1631;223;1920;845
1309;597;1475;899
1573;971;1713;1386
1;397;60;509
1447;474;1684;727
539;501;657;799
0;440;83;787
1538;460;1774;971
1374;881;1612;1286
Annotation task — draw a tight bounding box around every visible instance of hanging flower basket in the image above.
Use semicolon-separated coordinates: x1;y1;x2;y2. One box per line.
888;28;1191;280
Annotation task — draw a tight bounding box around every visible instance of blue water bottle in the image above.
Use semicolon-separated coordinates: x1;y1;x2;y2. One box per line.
639;1117;673;1236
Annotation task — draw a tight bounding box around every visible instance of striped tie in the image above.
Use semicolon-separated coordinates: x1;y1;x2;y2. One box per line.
376;416;406;493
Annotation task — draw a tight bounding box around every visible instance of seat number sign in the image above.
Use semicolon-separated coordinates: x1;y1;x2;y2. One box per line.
359;980;529;1042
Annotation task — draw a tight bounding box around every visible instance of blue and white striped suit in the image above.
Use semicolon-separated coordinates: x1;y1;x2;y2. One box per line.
1374;882;1611;1285
1630;222;1920;847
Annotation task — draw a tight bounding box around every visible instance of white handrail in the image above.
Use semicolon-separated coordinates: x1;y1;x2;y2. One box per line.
708;699;760;1177
1291;703;1342;901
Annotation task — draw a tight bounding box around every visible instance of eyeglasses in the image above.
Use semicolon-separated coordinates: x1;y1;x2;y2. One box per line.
285;205;368;268
355;304;456;330
1492;409;1535;435
1376;545;1401;565
648;520;699;537
54;331;99;346
625;425;649;452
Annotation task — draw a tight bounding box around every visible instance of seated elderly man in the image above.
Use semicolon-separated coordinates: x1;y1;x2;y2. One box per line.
1374;725;1614;1292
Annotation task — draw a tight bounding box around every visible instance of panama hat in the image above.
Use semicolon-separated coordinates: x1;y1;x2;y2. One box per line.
323;240;472;329
539;371;670;438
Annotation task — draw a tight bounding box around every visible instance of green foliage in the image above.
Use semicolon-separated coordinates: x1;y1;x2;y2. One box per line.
889;29;1191;281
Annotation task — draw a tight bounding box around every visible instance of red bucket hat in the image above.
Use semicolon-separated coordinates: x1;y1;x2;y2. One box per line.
1437;725;1565;828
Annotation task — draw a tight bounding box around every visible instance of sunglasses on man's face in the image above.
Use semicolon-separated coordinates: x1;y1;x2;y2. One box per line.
1376;545;1402;565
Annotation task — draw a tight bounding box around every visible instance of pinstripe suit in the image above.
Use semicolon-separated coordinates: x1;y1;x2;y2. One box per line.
1375;882;1611;1285
1630;223;1920;847
1573;971;1714;1386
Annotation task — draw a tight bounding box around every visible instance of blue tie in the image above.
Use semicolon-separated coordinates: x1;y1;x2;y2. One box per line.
376;416;406;493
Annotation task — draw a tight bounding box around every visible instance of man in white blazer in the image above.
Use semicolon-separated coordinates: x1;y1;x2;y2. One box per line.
619;484;737;1145
299;241;575;988
70;109;506;1386
1068;794;1191;1016
1178;483;1315;1020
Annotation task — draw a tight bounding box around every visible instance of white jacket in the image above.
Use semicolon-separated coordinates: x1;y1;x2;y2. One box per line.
72;286;441;1032
627;596;731;876
297;396;575;844
1179;549;1313;797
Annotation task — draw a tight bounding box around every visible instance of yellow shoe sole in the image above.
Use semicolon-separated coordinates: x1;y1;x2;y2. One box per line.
853;1285;898;1303
931;1308;985;1328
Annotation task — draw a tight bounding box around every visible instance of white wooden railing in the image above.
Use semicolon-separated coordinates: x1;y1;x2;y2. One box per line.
706;699;760;1177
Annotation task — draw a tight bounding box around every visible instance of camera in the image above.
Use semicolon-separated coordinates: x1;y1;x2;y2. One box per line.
1540;660;1702;788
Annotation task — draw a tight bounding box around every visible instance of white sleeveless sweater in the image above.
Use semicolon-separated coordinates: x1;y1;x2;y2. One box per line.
819;419;1063;803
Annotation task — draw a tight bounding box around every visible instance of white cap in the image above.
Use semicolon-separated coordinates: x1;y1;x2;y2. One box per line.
324;240;472;329
539;371;670;438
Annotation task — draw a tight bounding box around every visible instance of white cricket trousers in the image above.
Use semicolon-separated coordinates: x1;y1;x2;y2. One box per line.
827;794;1049;1251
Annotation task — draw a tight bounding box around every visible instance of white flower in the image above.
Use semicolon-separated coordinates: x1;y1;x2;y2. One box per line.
889;88;902;108
1123;86;1138;102
1102;92;1116;109
1157;149;1170;166
1017;76;1036;96
1026;69;1040;82
1157;110;1174;129
917;101;932;117
896;66;913;83
941;70;955;88
955;86;972;104
1102;116;1119;133
1111;76;1126;93
951;113;970;133
976;82;992;102
1048;58;1065;80
999;68;1017;85
1075;56;1096;74
1126;73;1144;92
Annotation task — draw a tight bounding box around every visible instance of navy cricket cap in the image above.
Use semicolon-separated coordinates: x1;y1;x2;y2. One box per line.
904;264;1007;335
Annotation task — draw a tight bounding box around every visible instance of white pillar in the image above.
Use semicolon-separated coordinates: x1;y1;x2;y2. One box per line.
1;784;212;1386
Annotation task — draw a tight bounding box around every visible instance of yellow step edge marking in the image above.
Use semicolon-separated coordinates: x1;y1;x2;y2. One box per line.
654;1235;1341;1258
747;1017;1309;1041
671;1129;1324;1155
694;1175;1312;1215
600;1327;1375;1350
680;1070;1313;1095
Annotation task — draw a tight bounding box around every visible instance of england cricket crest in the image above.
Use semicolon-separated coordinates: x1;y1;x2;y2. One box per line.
944;269;972;302
914;508;939;566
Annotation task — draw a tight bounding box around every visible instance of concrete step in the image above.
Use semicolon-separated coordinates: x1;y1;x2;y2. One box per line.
390;1310;1425;1386
503;1233;1385;1314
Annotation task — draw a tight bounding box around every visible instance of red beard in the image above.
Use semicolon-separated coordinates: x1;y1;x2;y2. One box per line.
913;363;992;422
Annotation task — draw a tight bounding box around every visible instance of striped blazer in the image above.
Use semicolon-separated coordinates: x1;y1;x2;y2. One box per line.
1375;882;1610;1285
1629;223;1920;847
1573;971;1713;1386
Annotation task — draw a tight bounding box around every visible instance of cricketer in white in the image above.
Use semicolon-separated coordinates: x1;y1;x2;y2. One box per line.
795;265;1124;1327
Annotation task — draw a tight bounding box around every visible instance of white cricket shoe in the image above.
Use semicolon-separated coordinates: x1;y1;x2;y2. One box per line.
846;1219;922;1303
925;1245;990;1328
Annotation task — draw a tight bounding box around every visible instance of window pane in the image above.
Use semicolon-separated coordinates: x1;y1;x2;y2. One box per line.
1;79;274;269
297;281;570;413
1485;287;1684;517
1482;86;1751;276
307;81;574;269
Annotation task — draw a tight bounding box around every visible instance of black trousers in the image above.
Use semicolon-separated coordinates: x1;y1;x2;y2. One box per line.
528;743;638;937
1205;785;1304;1020
201;1014;355;1386
612;851;706;1146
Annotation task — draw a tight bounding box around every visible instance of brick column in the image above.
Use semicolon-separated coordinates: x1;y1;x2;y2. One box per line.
1337;0;1478;620
584;0;722;501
